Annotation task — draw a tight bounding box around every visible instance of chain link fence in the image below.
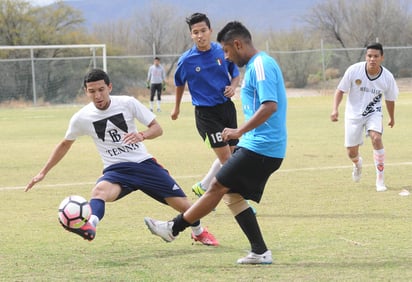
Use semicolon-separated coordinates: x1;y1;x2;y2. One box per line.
1;45;411;105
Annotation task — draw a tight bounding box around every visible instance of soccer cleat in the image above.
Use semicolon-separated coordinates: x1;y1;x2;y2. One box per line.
192;182;206;198
59;219;96;241
375;173;387;192
376;176;387;192
191;228;219;246
376;184;387;192
352;157;362;182
237;250;273;265
144;217;175;242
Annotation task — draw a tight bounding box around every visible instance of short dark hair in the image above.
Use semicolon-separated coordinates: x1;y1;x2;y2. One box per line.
185;12;210;31
154;57;160;61
217;21;252;44
366;42;384;55
83;69;110;88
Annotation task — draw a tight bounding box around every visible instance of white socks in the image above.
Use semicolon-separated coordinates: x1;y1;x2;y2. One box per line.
200;158;222;190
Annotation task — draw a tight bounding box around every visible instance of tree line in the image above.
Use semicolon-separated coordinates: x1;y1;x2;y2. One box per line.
1;0;411;103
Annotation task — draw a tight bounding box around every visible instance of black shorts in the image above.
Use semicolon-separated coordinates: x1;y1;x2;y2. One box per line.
194;100;239;148
216;147;283;203
150;83;162;100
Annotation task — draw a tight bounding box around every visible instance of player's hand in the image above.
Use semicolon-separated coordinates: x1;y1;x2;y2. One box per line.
330;111;339;122
25;173;45;192
224;85;236;98
171;108;179;120
222;127;241;142
388;119;395;128
123;132;144;144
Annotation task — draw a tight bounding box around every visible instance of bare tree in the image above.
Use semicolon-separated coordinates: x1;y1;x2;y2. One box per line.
0;0;34;45
305;0;412;75
267;28;320;88
306;0;411;46
92;19;136;54
131;0;192;76
0;0;87;102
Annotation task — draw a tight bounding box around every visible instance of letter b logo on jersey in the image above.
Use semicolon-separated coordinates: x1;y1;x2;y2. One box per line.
108;129;122;142
93;113;128;142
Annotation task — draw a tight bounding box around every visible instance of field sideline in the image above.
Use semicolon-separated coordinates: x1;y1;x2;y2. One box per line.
1;93;412;281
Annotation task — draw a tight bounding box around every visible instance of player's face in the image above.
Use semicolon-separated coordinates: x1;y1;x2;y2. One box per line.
221;40;246;67
85;79;112;110
365;49;384;73
190;21;212;51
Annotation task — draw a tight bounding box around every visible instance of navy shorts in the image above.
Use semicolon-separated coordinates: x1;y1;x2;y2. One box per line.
194;100;239;148
216;147;283;203
98;159;186;204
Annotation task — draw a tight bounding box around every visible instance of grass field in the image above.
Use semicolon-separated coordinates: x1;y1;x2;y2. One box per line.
1;93;412;281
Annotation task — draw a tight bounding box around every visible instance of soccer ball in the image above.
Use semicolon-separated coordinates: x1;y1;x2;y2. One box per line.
58;195;92;229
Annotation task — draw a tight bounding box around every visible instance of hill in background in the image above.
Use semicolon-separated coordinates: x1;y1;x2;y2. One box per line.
65;0;320;32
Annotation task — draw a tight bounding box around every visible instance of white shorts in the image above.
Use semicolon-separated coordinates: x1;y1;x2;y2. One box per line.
344;114;383;147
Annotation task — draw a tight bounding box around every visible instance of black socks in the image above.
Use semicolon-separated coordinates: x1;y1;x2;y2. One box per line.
171;213;194;236
235;207;267;254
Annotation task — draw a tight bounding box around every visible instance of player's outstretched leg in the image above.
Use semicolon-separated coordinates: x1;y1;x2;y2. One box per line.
59;219;96;241
144;217;175;242
144;217;219;246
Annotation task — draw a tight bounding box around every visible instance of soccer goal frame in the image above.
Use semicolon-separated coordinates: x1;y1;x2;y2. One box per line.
0;44;106;105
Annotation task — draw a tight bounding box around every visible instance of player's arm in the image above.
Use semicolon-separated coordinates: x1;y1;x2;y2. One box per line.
171;85;185;120
222;101;277;141
331;89;344;122
385;100;395;128
224;75;240;98
123;119;163;144
144;119;163;139
25;139;74;192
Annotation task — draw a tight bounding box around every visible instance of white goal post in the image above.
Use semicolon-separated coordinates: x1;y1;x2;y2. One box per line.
0;44;106;105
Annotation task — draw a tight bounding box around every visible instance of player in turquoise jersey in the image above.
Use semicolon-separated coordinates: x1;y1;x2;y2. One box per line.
145;21;287;264
238;51;287;158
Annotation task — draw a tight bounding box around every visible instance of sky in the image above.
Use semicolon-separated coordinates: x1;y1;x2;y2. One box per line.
27;0;80;6
27;0;57;5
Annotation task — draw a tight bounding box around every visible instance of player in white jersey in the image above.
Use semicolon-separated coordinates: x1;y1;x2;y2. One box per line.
331;43;398;192
25;69;218;246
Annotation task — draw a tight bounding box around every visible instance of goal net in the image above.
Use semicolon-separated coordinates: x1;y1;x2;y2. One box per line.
0;44;106;105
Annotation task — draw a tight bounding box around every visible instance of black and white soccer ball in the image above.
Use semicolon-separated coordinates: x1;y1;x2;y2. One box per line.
58;195;92;229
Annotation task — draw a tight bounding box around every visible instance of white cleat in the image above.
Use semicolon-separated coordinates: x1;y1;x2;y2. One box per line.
237;250;273;265
376;184;387;192
352;157;362;182
376;175;387;192
144;217;175;242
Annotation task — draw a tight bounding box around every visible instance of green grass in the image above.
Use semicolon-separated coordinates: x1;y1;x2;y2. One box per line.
1;93;412;281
